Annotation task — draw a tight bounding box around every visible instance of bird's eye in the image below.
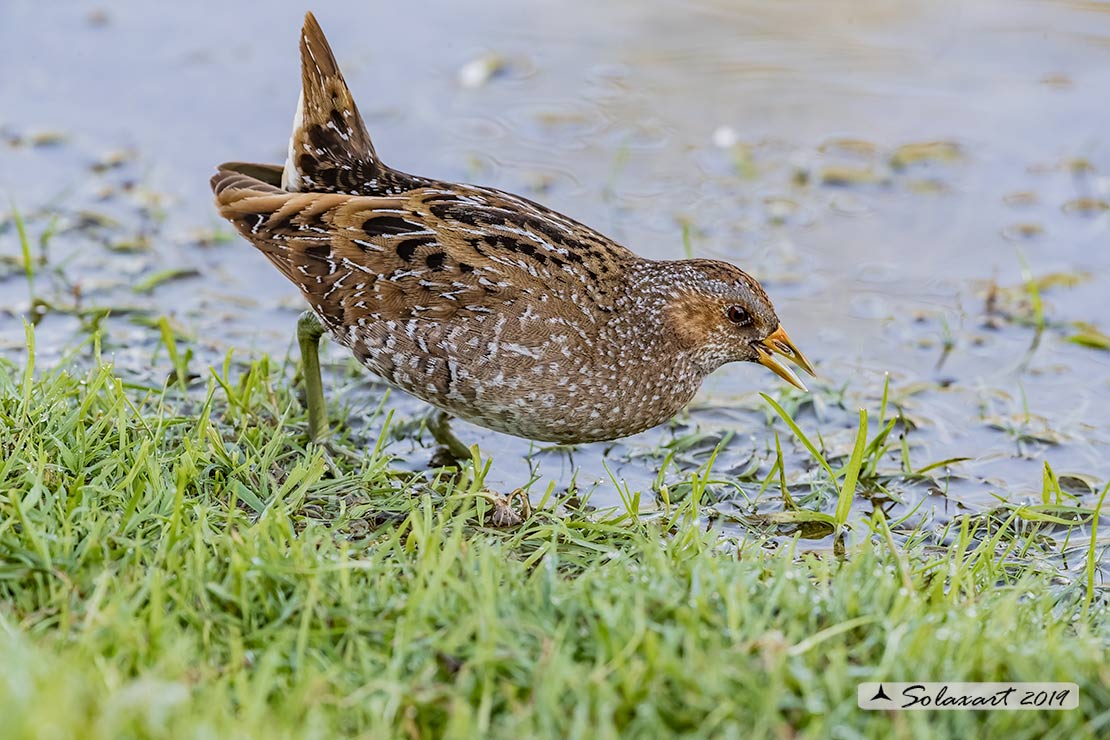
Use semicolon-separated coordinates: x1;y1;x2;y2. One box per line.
727;305;752;326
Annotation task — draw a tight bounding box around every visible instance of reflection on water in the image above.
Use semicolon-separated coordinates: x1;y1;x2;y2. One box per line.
2;0;1109;559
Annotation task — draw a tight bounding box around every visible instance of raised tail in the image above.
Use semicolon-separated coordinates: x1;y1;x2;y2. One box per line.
211;162;354;324
283;11;384;193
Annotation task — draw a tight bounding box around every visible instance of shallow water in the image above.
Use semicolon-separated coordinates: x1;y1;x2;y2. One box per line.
2;0;1109;561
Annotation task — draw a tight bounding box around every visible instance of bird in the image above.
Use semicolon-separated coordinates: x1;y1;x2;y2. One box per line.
211;11;814;456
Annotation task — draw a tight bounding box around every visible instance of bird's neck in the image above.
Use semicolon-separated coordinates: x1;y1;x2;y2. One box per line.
585;261;713;424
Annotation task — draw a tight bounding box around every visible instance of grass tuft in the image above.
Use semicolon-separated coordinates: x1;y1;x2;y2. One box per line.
0;337;1107;738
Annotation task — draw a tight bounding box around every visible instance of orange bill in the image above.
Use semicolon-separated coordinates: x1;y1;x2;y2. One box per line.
754;325;816;391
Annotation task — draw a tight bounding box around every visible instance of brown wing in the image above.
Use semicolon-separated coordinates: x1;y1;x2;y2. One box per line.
211;166;632;333
213;164;639;418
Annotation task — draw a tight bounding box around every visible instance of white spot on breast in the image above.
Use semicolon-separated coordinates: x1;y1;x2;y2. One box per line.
502;343;541;359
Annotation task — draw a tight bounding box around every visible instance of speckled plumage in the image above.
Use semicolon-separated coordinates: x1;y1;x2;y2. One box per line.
211;12;813;444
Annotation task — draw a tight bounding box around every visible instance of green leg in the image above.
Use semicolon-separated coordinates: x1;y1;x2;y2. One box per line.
297;310;327;443
427;409;471;462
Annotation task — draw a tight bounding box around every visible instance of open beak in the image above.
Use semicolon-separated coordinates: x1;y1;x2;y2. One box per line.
754;325;816;392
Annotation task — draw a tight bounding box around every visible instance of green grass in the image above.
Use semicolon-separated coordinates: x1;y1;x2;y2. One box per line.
1;330;1109;739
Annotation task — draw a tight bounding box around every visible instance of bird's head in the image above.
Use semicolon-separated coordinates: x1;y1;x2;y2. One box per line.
660;259;815;389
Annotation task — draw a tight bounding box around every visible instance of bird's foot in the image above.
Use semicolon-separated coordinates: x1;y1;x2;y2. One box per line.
305;434;363;476
425;410;472;463
482;488;531;528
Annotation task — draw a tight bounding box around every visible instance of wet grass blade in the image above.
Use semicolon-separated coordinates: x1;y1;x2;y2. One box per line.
680;220;695;259
11;203;33;296
1083;482;1110;621
762;394;865;527
1017;250;1045;364
133;267;201;294
1068;323;1110;351
913;456;971;476
761;393;836;481
158;317;189;390
774;431;795;509
835;409;868;528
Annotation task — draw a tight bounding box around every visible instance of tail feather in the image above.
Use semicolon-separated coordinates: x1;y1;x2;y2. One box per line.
211;165;346;298
283;12;383;193
211;166;294;263
217;161;285;187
